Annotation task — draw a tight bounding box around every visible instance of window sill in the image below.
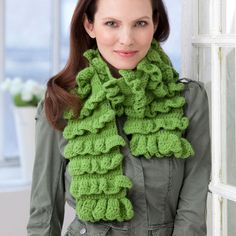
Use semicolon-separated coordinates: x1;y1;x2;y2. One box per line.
0;166;31;192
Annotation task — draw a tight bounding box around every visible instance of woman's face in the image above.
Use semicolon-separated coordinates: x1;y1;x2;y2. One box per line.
84;0;157;70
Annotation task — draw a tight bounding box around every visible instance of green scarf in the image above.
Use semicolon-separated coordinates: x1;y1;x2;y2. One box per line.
63;39;194;222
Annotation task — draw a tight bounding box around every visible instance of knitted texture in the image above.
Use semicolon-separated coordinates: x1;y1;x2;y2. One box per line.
63;39;195;222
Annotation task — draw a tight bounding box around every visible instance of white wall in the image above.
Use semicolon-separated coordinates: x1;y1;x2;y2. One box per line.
0;186;74;235
0;188;30;235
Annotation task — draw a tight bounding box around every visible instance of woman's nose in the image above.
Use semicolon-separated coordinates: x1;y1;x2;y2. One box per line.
119;27;134;46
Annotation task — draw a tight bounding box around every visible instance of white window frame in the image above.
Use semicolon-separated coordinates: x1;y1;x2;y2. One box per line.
182;0;236;235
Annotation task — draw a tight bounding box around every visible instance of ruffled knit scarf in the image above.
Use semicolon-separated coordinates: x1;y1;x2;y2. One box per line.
63;39;194;222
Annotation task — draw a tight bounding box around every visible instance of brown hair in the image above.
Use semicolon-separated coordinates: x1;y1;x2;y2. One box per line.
45;0;170;130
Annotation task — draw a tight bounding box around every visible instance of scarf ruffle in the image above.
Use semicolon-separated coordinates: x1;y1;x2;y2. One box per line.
63;39;194;222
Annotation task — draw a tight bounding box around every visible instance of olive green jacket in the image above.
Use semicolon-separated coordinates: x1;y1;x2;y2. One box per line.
27;78;211;236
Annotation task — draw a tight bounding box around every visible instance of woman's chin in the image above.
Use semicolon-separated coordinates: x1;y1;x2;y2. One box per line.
113;63;138;70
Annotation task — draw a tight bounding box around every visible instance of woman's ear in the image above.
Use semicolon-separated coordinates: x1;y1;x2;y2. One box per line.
83;15;96;39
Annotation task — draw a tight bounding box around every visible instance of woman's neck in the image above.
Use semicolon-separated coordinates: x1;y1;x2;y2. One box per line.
108;64;121;78
99;53;122;78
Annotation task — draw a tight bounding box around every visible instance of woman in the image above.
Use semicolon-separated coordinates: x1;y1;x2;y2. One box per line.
27;0;211;235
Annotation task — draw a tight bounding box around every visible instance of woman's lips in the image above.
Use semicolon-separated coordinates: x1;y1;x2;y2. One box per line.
114;50;138;57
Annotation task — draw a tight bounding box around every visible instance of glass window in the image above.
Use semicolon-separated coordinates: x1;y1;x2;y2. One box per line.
193;46;212;134
61;0;77;67
5;0;51;81
227;199;236;236
198;0;210;34
4;0;51;158
221;199;236;236
221;48;236;187
162;0;181;72
193;46;212;92
221;0;236;34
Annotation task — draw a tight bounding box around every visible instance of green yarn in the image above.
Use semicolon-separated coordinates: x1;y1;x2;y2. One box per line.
63;39;195;222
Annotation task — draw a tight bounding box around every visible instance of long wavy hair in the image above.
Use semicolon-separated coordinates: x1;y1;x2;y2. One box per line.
45;0;170;130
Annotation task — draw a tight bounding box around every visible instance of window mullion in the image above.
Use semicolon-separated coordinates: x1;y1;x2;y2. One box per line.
210;0;222;35
52;0;61;75
192;35;236;46
210;183;236;202
210;0;224;235
0;0;5;162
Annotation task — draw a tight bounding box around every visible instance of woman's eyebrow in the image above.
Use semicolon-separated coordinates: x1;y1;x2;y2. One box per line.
101;16;151;21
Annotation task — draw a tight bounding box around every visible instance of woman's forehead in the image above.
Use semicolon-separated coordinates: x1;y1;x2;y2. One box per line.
94;0;153;18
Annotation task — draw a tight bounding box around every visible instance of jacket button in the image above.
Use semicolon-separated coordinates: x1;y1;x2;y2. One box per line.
80;227;87;235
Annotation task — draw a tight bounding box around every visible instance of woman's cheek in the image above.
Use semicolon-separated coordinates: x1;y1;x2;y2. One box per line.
96;31;117;45
137;29;155;45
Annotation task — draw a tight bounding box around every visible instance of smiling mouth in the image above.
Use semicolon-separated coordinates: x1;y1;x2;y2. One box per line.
114;50;138;57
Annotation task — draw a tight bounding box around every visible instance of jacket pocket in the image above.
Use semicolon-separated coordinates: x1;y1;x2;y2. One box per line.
142;157;173;225
66;217;110;236
150;223;173;236
103;222;129;236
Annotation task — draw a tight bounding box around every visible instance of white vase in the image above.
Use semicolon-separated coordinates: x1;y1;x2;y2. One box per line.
13;106;37;183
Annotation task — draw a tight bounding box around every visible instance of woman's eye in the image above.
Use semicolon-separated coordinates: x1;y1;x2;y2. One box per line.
135;21;148;27
105;21;118;27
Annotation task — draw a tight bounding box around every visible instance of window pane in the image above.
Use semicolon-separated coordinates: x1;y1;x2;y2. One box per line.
162;0;181;72
4;0;51;157
199;47;212;130
222;199;236;236
5;0;51;81
193;46;212;96
227;200;236;236
198;0;210;34
221;48;236;187
61;0;77;68
193;46;212;135
221;0;236;34
196;47;212;83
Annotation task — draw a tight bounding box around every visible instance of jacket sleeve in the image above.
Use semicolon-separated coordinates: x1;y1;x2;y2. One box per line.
27;101;67;236
172;80;211;236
